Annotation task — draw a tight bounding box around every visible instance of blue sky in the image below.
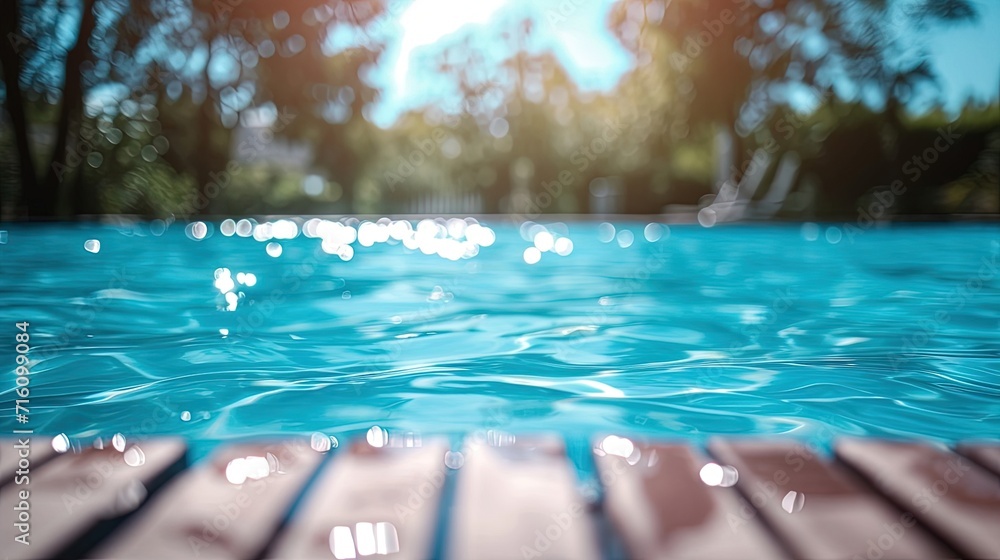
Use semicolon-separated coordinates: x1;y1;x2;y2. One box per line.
358;0;631;126
924;0;1000;113
362;0;1000;126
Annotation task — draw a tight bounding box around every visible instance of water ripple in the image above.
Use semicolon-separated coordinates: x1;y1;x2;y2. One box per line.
0;222;997;459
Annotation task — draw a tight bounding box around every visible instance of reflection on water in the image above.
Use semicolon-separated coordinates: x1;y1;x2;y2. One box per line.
123;445;146;467
367;425;389;448
52;433;71;453
699;462;739;488
331;522;401;559
311;432;339;453
224;454;275;484
595;435;641;466
781;490;806;514
1;221;998;460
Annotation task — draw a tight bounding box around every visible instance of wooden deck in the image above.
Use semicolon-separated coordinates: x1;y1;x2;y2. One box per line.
2;435;998;559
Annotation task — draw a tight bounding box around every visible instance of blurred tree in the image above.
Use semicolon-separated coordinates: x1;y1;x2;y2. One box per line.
614;0;976;166
1;0;99;217
0;0;994;219
0;0;37;213
610;0;795;188
821;0;977;152
254;1;387;214
179;0;389;214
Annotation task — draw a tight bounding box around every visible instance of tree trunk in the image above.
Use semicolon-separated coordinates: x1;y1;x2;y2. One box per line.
39;0;97;218
322;127;354;214
194;99;215;215
0;0;38;216
72;152;99;215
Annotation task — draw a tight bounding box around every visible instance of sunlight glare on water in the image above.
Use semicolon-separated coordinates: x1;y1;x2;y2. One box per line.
0;220;997;460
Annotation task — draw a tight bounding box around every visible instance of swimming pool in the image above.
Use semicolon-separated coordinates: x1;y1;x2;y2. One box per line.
1;220;998;461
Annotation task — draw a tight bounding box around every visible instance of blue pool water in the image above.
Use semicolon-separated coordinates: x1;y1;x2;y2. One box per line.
1;220;998;461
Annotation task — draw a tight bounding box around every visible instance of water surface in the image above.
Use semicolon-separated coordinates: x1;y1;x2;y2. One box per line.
1;220;998;460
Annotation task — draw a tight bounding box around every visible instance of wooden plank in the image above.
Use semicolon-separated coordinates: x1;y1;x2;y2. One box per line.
0;438;186;560
955;442;1000;477
448;435;600;560
708;439;950;560
594;440;785;559
836;439;1000;560
92;439;325;559
267;438;448;560
1;437;56;486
